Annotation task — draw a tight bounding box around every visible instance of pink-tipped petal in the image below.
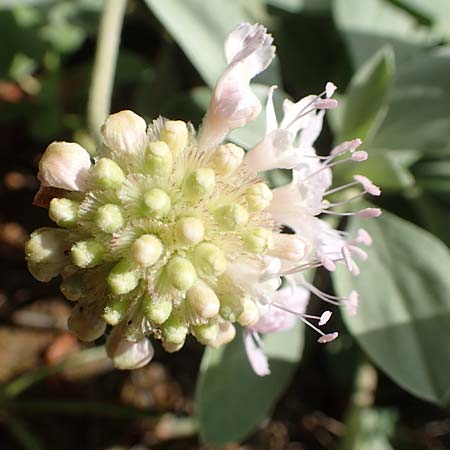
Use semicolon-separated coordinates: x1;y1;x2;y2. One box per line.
345;291;359;316
318;332;339;344
319;310;332;326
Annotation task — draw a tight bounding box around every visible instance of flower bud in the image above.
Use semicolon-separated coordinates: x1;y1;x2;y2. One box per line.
192;322;219;345
166;256;197;291
209;143;244;176
130;234;163;267
145;141;173;176
193;243;227;277
95;204;125;233
103;296;131;325
270;233;307;261
162;340;185;353
49;198;79;228
101;110;147;154
210;321;236;348
106;329;154;370
161;312;189;345
183;168;215;201
143;295;172;324
27;261;63;283
142;188;171;218
219;292;245;322
214;204;248;230
38;141;91;191
68;304;106;342
107;259;140;295
159;120;188;155
71;239;105;268
242;227;273;254
90;158;125;190
237;298;260;327
246;182;272;211
60;273;84;301
175;217;204;246
186;280;220;321
25;228;67;264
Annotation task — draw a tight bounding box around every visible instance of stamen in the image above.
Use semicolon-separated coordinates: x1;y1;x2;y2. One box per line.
331;138;362;156
318;332;339;343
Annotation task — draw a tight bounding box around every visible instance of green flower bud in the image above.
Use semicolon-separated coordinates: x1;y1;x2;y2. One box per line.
193;243;227;277
60;273;84;301
25;228;67;264
166;256;197;291
68;304;106;342
143;295;172;324
175;217;205;246
192;322;219;345
246;182;273;211
95;204;125;233
90;158;125;190
103;295;131;325
145;141;173;176
162;340;184;353
186;280;220;321
209;143;244;176
162;312;189;345
160;120;188;155
219;292;245;322
142;188;171;218
214;204;248;230
237;298;260;327
130;234;163;267
71;239;105;268
183;168;215;201
242;227;273;254
107;259;139;295
49;198;79;228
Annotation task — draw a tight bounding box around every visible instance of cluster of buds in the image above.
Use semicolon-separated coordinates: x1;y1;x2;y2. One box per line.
26;24;380;373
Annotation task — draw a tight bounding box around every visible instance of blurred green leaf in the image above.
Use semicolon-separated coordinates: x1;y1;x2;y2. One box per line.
333;0;435;67
334;149;415;191
144;0;280;88
372;48;450;156
337;46;395;144
392;0;450;41
333;210;450;406
196;324;303;446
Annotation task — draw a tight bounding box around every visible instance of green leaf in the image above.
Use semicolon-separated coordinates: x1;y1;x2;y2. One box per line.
144;0;280;88
333;0;435;67
196;324;303;446
372;48;450;156
333;210;450;406
337;46;395;144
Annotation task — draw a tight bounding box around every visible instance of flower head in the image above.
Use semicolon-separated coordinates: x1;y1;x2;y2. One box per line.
26;23;380;372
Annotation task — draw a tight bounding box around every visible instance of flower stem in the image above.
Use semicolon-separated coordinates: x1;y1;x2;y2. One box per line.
87;0;127;142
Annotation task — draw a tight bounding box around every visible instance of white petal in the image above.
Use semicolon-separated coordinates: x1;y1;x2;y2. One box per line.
38;141;91;191
243;331;270;376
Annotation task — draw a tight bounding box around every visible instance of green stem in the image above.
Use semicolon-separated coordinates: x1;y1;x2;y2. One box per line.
87;0;127;141
1;346;107;399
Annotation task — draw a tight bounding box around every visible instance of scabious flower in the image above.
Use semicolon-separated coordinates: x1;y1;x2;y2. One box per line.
25;23;380;372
